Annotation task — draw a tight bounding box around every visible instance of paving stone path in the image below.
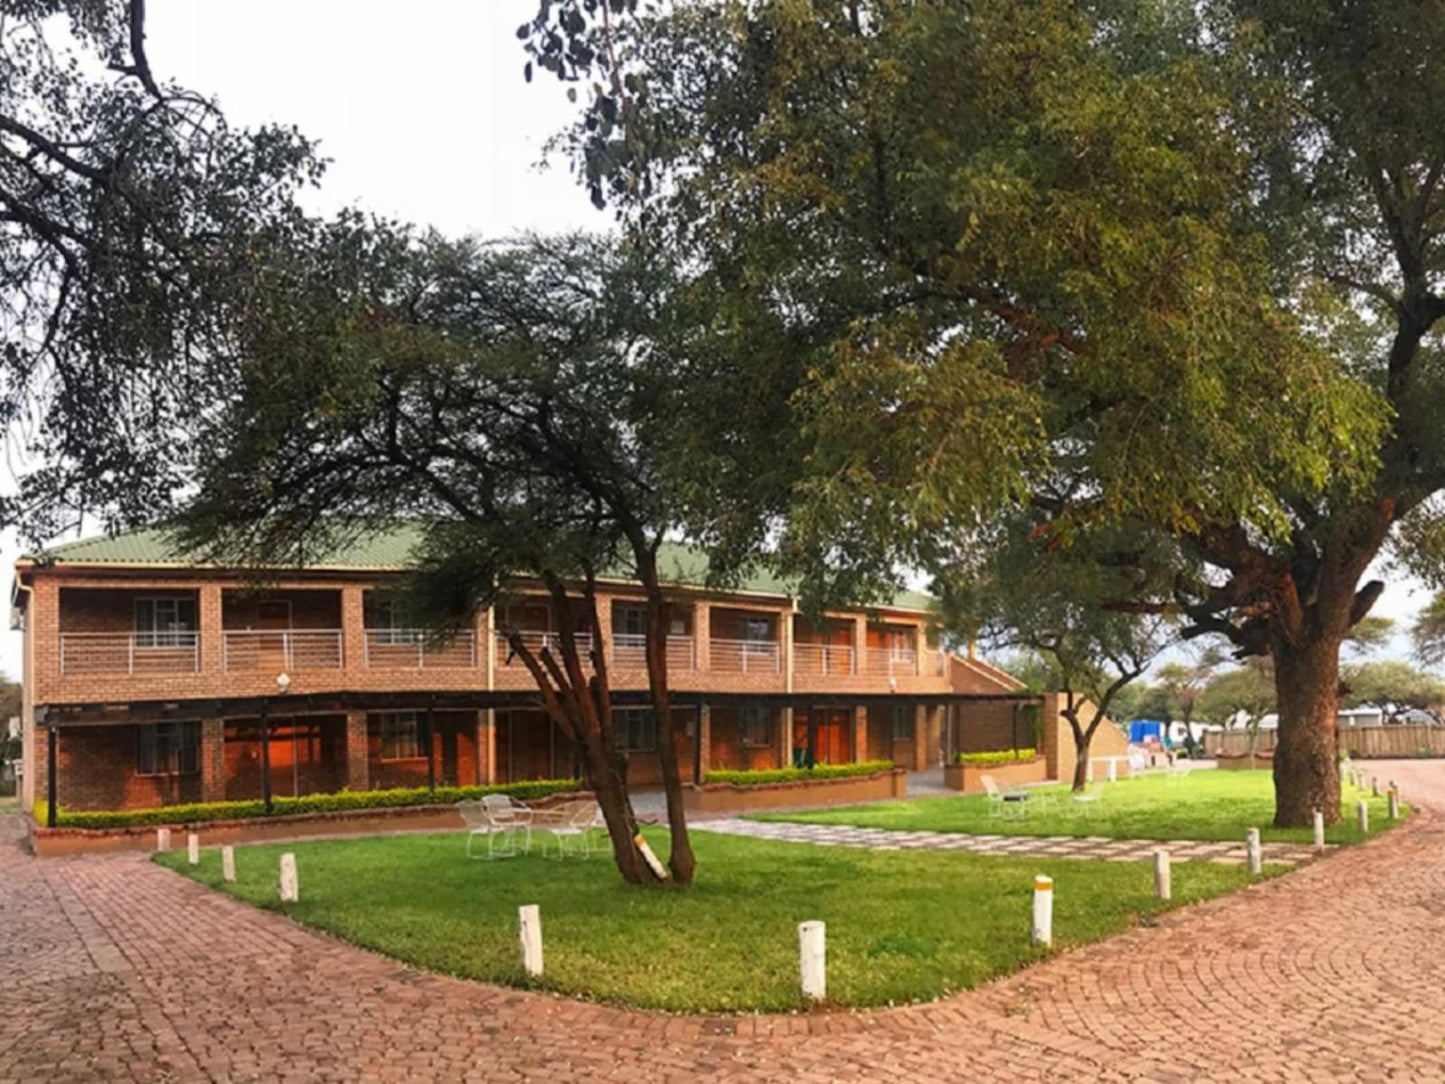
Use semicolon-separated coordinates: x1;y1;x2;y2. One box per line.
693;817;1326;866
2;760;1444;1082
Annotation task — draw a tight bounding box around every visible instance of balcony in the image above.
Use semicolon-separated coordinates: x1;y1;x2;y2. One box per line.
494;630;595;669
866;647;919;677
793;642;855;676
60;632;200;675
222;629;344;671
710;638;781;673
364;629;477;669
610;632;697;671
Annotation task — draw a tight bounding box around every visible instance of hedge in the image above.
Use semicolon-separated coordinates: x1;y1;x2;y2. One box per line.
35;778;581;831
702;760;894;787
953;748;1037;767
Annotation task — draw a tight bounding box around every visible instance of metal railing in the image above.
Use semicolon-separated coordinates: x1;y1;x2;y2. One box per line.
60;631;200;675
611;632;697;670
495;630;595;666
364;629;477;669
710;637;781;673
866;647;919;676
792;642;856;675
223;629;344;671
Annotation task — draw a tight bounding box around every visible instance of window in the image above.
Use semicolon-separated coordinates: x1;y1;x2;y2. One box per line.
134;597;197;648
616;606;646;637
136;722;199;776
370;597;420;646
890;705;915;743
379;712;423;760
740;617;772;642
740;706;771;748
615;709;657;753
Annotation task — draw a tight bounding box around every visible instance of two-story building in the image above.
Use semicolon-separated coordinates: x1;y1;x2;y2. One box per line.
12;527;1026;815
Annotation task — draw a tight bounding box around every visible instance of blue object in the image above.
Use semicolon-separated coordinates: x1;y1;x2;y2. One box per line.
1129;720;1165;744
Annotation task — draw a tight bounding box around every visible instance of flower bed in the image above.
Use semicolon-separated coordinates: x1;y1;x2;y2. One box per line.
944;752;1048;793
1214;750;1273;771
687;762;904;813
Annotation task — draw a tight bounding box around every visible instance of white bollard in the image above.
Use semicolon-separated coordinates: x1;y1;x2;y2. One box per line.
1152;850;1172;901
279;852;298;903
1107;758;1118;784
156;827;171;853
798;920;827;1002
1246;828;1262;875
221;845;236;883
1357;799;1369;833
519;904;544;977
1371;776;1379;797
1032;875;1054;946
1313;810;1325;852
187;832;199;866
1388;787;1400;821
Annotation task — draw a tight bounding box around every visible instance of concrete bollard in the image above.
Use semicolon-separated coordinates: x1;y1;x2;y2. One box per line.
279;853;298;903
1371;776;1379;797
798;920;827;1002
519;904;543;977
1313;810;1325;852
221;845;236;883
156;828;171;853
1153;850;1172;901
1388;787;1400;821
1357;799;1369;833
1246;828;1262;875
1107;759;1118;784
1032;875;1054;946
187;832;199;866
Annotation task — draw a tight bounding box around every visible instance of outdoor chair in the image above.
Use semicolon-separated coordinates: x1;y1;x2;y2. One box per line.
1167;757;1194;784
535;800;605;860
981;774;1030;820
1071;782;1103;817
461;794;534;859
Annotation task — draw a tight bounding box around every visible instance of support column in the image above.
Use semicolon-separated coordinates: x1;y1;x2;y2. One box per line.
200;718;225;803
854;706;869;763
779;706;793;768
482;709;498;784
695;601;712;672
927;704;946;767
45;722;57;826
259;701;273;814
695;704;711;781
341;585;366;673
783;606;795;690
198;584;224;676
913;704;928;771
853;614;869;675
345;710;369;792
424;706;436;793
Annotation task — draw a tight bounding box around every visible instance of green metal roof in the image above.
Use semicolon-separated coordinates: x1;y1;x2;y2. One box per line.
26;527;936;613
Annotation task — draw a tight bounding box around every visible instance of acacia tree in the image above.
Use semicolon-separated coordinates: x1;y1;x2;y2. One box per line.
1198;660;1277;758
174;231;787;887
522;0;1408;827
1340;661;1445;725
1410;595;1445;669
1151;648;1226;755
1;0;321;538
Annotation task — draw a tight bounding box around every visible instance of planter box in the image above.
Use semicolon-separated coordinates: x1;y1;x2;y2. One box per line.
944;756;1048;793
1215;753;1272;772
684;769;906;814
28;791;588;858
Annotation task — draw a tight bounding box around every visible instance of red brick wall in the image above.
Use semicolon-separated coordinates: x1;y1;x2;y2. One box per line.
54;726;202;811
708;706;780;773
222;588;342;629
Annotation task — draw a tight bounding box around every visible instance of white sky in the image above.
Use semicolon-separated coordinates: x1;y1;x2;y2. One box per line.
0;0;1434;678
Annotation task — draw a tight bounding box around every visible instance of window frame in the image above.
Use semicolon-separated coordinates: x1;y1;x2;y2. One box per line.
740;706;772;749
615;708;657;753
378;712;425;761
890;704;915;743
615;605;646;638
133;596;198;650
136;721;200;777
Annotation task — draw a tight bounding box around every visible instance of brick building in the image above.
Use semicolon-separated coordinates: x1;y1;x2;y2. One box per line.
12;527;1033;815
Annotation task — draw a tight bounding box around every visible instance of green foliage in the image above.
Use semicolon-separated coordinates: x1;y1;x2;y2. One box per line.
36;779;581;830
953;749;1037;767
1197;660;1276;730
702;761;893;787
1410;594;1445;668
1340;661;1445;722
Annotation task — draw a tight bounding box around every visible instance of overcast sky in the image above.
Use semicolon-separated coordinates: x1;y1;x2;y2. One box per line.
0;0;1434;678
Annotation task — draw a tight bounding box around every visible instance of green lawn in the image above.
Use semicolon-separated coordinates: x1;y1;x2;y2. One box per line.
157;829;1271;1013
750;770;1403;845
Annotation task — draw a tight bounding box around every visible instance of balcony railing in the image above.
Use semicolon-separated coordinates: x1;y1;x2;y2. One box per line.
793;642;856;675
866;647;918;676
495;630;595;667
60;632;199;675
223;629;343;671
711;638;781;673
365;629;477;669
611;632;697;671
925;648;948;676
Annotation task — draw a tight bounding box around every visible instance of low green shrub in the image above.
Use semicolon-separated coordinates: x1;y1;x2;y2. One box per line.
703;760;894;787
953;748;1037;767
36;778;581;830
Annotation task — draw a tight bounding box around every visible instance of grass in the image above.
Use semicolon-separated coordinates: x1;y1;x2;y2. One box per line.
749;770;1405;846
157;828;1272;1013
0;795;17;815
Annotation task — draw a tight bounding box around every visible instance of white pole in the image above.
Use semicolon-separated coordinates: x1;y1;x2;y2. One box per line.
519;904;544;977
1357;799;1369;833
1152;850;1171;901
1032;875;1054;946
1245;828;1262;875
156;827;171;853
1107;758;1118;784
1313;810;1325;852
279;852;299;903
1388;787;1399;821
187;832;199;866
221;845;236;883
798;920;827;1001
1371;776;1379;797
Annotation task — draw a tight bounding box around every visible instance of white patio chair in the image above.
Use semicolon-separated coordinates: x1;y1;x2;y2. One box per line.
1071;781;1103;817
467;793;534;859
535;800;604;859
980;774;1030;820
1168;757;1194;784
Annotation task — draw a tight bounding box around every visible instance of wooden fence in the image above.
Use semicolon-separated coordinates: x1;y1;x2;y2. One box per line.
1205;724;1445;759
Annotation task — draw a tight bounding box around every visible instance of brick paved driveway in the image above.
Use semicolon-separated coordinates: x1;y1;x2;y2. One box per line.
2;760;1443;1082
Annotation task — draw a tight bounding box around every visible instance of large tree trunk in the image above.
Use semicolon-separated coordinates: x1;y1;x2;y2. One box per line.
639;554;696;887
1271;630;1343;826
581;743;650;884
1070;732;1092;791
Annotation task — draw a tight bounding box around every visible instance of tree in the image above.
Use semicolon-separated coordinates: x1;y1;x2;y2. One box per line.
1345;616;1396;657
1340;661;1445;725
1410;594;1445;669
175;231;782;887
1151;648;1226;754
1198;660;1276;757
2;0;321;541
525;0;1408;828
947;518;1174;790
